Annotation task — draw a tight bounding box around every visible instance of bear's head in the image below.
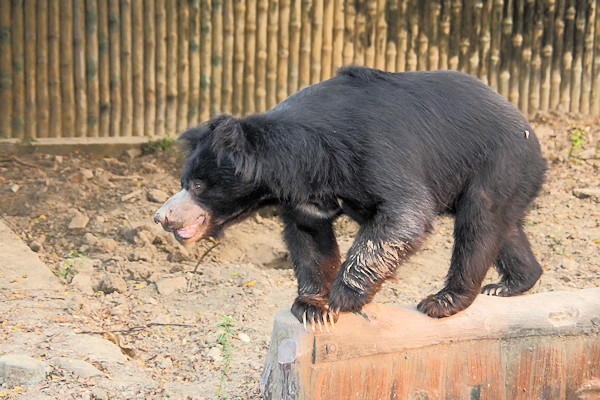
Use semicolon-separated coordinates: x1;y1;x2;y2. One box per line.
153;115;272;245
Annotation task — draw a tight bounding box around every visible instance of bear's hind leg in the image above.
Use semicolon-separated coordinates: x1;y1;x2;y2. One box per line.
281;211;341;329
481;224;542;296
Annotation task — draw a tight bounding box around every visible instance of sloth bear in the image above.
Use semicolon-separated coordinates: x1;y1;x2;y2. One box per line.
154;66;547;328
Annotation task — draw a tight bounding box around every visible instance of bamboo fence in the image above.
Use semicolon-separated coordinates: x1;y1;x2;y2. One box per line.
0;0;599;139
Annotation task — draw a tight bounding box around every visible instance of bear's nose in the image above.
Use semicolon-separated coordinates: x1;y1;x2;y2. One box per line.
153;210;165;225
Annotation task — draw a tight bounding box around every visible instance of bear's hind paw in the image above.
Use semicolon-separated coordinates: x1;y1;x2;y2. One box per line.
417;290;473;318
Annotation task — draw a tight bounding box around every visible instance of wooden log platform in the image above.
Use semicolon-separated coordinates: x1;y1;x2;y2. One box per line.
261;288;600;399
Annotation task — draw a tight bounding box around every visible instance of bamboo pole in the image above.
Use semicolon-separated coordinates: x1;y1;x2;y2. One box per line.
353;0;366;66
396;0;408;71
384;0;398;71
448;0;461;70
299;0;311;88
416;1;428;71
189;0;200;125
288;0;301;92
498;0;513;99
86;0;100;138
374;0;386;70
550;0;565;110
0;0;12;138
458;0;472;73
342;0;355;67
132;0;144;136
478;0;492;84
144;0;156;135
165;0;178;135
438;0;450;71
177;0;189;131
332;0;344;72
211;0;223;116
98;0;109;136
559;0;575;111
199;0;211;121
528;0;544;115
322;0;334;79
278;0;290;101
311;0;323;83
539;0;555;112
155;0;167;136
406;0;418;71
256;0;267;111
48;0;62;138
488;0;503;91
509;0;523;106
222;0;234;113
232;0;245;115
74;0;87;138
591;0;600;114
60;0;76;137
579;0;595;115
518;0;534;114
428;0;441;71
36;0;49;138
11;0;25;137
569;0;586;113
120;0;132;136
266;0;278;109
364;0;376;67
245;0;257;113
108;0;121;137
470;0;482;78
24;0;36;137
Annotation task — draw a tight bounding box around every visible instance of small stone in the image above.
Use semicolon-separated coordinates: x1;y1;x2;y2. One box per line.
70;273;94;294
573;188;600;201
0;354;50;386
119;225;138;244
67;172;87;183
167;247;191;263
6;183;20;193
68;210;90;230
54;155;64;164
121;189;143;202
206;347;223;363
83;232;99;246
147;189;170;204
96;238;118;253
111;303;129;315
51;357;104;379
126;262;154;281
238;333;251;343
155;276;187;296
95;274;128;294
124;147;142;159
79;168;94;179
29;240;44;253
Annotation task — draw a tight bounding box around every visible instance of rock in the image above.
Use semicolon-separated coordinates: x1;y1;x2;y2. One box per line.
29;240;44;253
121;189;143;202
573;188;600;201
67;171;88;183
65;292;92;315
96;238;118;253
0;354;50;386
126;262;154;281
51;357;104;379
70;273;94;294
167;247;191;263
79;168;94;179
124;148;142;159
238;333;251;343
54;155;64;164
83;232;99;246
52;334;128;364
128;248;153;262
155;276;187;296
206;347;223;363
119;225;138;244
147;188;170;203
110;303;129;315
6;183;20;193
95;274;128;294
68;210;90;230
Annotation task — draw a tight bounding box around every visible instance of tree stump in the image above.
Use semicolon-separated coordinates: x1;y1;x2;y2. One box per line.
261;288;600;399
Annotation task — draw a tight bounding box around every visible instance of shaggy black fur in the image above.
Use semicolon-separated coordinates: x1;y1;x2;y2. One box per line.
155;66;547;324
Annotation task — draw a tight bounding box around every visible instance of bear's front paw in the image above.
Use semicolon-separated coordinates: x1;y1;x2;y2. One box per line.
291;296;337;332
328;278;372;316
417;290;474;318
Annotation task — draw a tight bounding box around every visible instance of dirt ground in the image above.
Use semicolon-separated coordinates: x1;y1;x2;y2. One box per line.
0;112;599;399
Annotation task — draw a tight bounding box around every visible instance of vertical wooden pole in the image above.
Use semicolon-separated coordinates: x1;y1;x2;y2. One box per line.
189;0;200;125
165;0;178;135
155;0;167;135
74;0;87;138
478;0;492;84
177;1;189;132
518;0;534;114
364;0;377;67
448;0;461;70
232;0;245;115
428;0;441;71
48;0;62;138
321;0;334;79
266;0;278;107
144;0;156;135
488;0;503;91
256;0;268;111
342;0;355;67
559;0;575;111
108;0;121;137
438;0;451;71
470;0;482;78
98;0;110;137
416;1;428;71
0;0;13;138
539;0;555;112
509;0;523;106
222;0;234;114
36;0;49;138
384;0;398;71
278;0;290;101
132;0;144;136
211;0;223;116
120;0;132;136
199;0;212;121
244;0;257;114
569;0;586;113
331;0;344;72
499;0;513;100
396;0;408;71
11;0;25;137
86;0;100;138
550;0;565;110
288;0;302;93
24;0;37;137
579;0;595;115
458;0;472;73
528;0;544;115
590;0;600;114
406;0;418;71
311;0;323;83
374;0;387;70
353;0;366;66
61;0;76;137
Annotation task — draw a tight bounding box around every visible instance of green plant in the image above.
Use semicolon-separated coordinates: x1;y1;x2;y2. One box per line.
55;250;89;283
569;127;586;156
213;315;238;400
141;137;176;154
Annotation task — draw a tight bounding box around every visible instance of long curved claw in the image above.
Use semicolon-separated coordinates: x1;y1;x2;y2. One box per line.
317;318;323;333
323;313;330;333
328;311;336;329
302;312;307;331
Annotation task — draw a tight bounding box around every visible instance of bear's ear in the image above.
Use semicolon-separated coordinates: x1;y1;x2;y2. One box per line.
210;114;259;181
178;124;211;157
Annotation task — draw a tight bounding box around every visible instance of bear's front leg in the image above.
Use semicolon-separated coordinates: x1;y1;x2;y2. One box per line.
281;209;341;330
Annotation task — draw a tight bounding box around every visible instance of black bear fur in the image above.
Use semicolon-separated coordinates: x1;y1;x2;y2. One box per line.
154;66;547;324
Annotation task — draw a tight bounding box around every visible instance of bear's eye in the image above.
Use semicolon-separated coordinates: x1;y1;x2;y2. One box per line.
191;181;203;191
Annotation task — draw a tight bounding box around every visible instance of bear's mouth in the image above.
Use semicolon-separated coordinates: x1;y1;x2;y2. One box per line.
173;215;208;244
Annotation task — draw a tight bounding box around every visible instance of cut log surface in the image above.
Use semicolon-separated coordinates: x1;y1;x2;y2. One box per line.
261;288;600;399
